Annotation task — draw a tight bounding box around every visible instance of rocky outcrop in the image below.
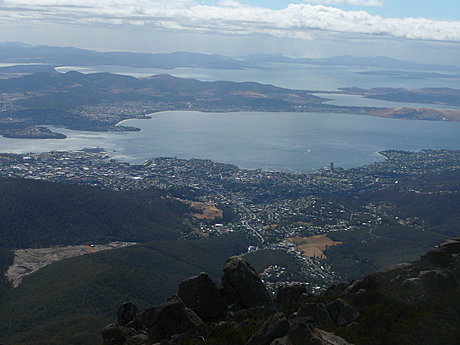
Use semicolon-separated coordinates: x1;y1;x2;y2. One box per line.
222;256;272;309
297;302;334;326
275;284;309;306
245;312;290;345
101;324;138;345
326;299;360;327
101;239;460;345
437;238;460;254
101;256;354;345
287;319;353;345
419;269;458;293
118;302;139;326
178;272;226;321
295;299;359;328
146;295;203;344
123;334;148;345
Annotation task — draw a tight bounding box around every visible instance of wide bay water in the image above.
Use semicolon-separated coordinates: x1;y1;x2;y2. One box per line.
2;62;460;171
2;111;460;172
56;63;460;91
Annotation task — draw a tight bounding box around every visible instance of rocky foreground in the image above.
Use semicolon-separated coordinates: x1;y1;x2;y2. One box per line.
101;238;460;345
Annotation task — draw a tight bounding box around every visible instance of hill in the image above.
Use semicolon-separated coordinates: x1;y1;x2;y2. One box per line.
0;178;191;248
0;71;323;133
0;233;249;345
325;169;460;279
0;43;248;70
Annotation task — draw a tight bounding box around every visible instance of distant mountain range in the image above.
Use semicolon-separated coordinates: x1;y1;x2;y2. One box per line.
0;42;249;70
1;42;459;72
242;54;460;72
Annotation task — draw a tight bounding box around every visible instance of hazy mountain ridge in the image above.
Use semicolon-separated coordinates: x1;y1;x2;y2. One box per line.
241;54;460;72
2;43;458;72
0;43;249;70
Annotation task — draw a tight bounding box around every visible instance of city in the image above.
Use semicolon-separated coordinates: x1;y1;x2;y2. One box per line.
1;148;458;290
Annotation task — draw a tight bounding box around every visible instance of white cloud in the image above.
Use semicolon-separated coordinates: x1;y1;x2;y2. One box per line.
304;0;384;6
1;1;460;43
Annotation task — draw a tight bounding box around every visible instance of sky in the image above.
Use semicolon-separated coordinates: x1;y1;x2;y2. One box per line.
1;0;460;64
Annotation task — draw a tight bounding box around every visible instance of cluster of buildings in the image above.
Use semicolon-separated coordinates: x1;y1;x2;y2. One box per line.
1;148;459;290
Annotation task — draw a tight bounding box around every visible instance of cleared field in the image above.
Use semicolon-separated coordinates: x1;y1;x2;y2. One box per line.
289;235;341;259
190;201;223;220
5;242;135;287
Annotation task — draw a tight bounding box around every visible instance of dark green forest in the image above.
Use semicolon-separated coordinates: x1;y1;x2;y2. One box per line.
0;233;248;345
0;178;191;248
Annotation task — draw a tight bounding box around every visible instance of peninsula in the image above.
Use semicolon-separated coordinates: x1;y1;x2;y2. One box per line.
1;71;459;139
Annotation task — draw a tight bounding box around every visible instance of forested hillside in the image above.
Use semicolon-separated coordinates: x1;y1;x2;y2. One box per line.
0;233;248;345
0;178;191;248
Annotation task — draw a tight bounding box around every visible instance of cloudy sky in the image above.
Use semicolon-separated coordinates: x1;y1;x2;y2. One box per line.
1;0;459;64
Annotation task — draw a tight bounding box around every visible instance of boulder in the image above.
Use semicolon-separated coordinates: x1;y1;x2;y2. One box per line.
270;337;288;345
245;312;290;345
419;270;458;293
326;299;360;327
147;296;204;344
437;239;460;254
100;324;137;345
287;321;323;345
222;256;272;309
325;283;348;296
117;302;139;326
315;329;355;345
275;284;308;306
178;272;226;321
287;319;354;345
124;334;148;345
158;333;206;345
297;303;334;326
298;293;315;305
374;262;412;275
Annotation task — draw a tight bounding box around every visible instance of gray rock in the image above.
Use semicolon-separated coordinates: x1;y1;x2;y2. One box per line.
325;283;348;296
165;333;206;345
287;319;354;345
276;284;308;305
402;277;422;288
245;312;290;345
374;262;412;274
178;272;226;321
326;299;360;327
147;296;204;344
297;303;334;326
298;293;314;305
342;279;364;295
437;239;460;254
315;329;354;345
222;256;272;309
101;324;137;345
419;270;458;293
123;334;148;345
287;321;323;345
118;302;139;326
270;336;288;345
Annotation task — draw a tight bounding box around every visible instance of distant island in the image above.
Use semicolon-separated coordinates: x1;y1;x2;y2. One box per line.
0;70;459;139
